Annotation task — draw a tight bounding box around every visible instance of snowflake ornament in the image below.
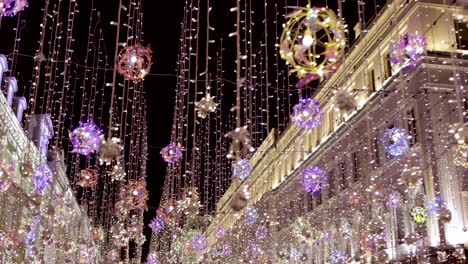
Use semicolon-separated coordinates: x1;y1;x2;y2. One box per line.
225;126;255;161
195;93;217;119
99;136;123;165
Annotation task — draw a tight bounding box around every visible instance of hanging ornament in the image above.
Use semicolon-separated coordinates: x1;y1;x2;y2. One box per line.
160;142;182;164
149;214;166;233
449;123;468;144
19;161;34;178
244;206;258;225
255;225;268;240
111;222;129;247
232;159;252;181
410;207;428;224
195;93;218;119
390;32;427;70
114;198;133;220
76;169;98;188
335;91;357;112
99;136;123;165
230;191;249;212
70;122;102;156
385;193;402;208
177;187;201;215
280;6;346;87
110;164;126;181
291;98;324;129
32;163;53;194
215;242;232;257
225;126;255;160
127;217;144;240
331;249;347;264
347;191;363;205
437;208;452;224
117;44;152;81
146;252;161;264
215;226;226;239
397;165;422;190
1;0;28;17
382;128;409;157
300;166;328;196
453;143;468;168
127;180;149;210
158;200;177;224
427;195;445;215
191;234;209;253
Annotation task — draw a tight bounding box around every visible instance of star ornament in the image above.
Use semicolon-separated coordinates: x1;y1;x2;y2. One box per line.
195;93;217;119
225;126;255;161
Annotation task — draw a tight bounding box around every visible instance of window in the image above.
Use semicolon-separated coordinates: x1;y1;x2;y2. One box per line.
368;69;376;92
396;207;405;243
316;129;321;146
307;194;314;211
372;136;380;168
352;152;360;182
383;52;393;79
455;20;468;50
328;169;335;199
407;109;418;146
329;111;335;134
339;161;346;190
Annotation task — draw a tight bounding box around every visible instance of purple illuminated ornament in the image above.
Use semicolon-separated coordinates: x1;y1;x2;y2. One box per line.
32;164;53;194
291;98;324;129
218;242;232;257
301;166;328;196
146;252;160;264
160;142;182;164
1;0;28;17
382;128;409;158
149;215;165;233
244;206;258;225
385;193;402;208
427;196;445;215
232;159;252;181
191;234;209;253
70;122;102;156
331;249;347;264
215;226;226;239
390;32;427;70
255;225;268;240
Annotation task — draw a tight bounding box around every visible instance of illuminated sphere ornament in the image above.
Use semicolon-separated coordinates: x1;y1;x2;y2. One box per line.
99;136;123;165
117;44;152;81
385;193;401;208
453;143;468;168
280;6;346;87
149;215;165;233
76;169;99;188
244;206;258;225
292;98;324;129
195;94;218;119
255;225;268;240
300;166;328;196
160;142;182;164
191;234;209;253
32;164;53;194
390;32;427;70
331;249;347;264
411;207;428;224
1;0;28;17
70;122;102;156
382;128;409;157
215;226;226;239
232;159;252;181
146;252;160;264
437;207;452;224
225;126;255;161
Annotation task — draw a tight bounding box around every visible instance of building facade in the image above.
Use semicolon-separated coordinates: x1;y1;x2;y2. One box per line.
204;0;468;263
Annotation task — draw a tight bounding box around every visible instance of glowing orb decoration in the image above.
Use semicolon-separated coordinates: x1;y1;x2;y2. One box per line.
390;32;427;70
19;162;34;178
453;143;468;168
280;6;346;87
160;142;182;164
291;98;324;129
300;166;328;196
99;136;123;165
32;164;53;194
427;195;445;215
411;207;428;224
244;206;258;225
437;208;452;224
335;91;357;112
255;225;268;240
149;215;166;233
1;0;28;17
191;234;209;253
232;159;252;181
225;126;255;161
385;193;402;208
70;122;102;156
117;44;152;81
214;242;232;257
127;180;149;210
331;249;347;264
146;252;160;264
76;169;98;188
382;128;409;157
195;94;217;119
215;226;226;239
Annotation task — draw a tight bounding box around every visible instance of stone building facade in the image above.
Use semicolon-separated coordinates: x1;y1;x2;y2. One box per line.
204;0;468;263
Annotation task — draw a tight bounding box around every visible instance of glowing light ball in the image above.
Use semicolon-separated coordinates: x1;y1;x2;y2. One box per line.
280;6;346;87
437;208;452;224
32;164;53;194
217;242;232;257
99;136;123;165
427;195;445;215
382;128;409;157
300;166;328;196
411;207;428;224
255;225;268;240
195;94;217;119
146;253;160;264
385;193;401;208
232;159;252;181
191;234;209;253
117;44;152;81
127;180;148;210
453;143;468;168
111;164;126;181
70;122;102;156
149;215;165;233
244;206;258;225
390;32;427;70
160;142;182;164
331;249;347;264
1;0;28;17
291;98;324;129
215;226;225;239
76;169;98;188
